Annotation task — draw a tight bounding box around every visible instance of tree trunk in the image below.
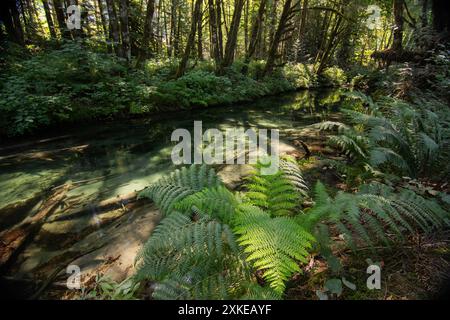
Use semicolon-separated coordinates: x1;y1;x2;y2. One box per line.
208;0;221;65
219;0;245;74
245;0;266;62
119;0;131;60
42;0;57;38
137;0;155;64
155;0;162;54
53;0;71;38
432;0;450;34
169;0;178;57
105;0;121;56
392;0;404;52
216;0;224;59
264;0;292;75
0;0;25;44
421;0;428;27
269;0;278;44
97;0;112;52
176;0;202;78
316;14;343;74
197;0;203;60
298;0;308;43
244;0;249;54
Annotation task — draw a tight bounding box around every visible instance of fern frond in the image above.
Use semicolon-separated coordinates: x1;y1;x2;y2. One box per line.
138;165;222;216
135;213;239;280
151;256;249;300
328;134;368;159
240;283;283;300
369;147;411;173
243;160;306;216
134;212;251;299
234;204;315;293
175;186;238;224
316;121;350;132
279;159;309;197
302;181;449;250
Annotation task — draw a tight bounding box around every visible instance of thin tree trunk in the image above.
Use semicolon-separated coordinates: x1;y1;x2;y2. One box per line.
176;0;202;78
155;0;161;54
208;0;221;65
0;0;25;44
216;0;224;59
219;0;245;74
119;0;131;60
137;0;156;65
163;0;170;55
197;0;204;60
264;0;292;75
24;0;37;38
244;0;249;54
169;0;178;56
105;0;121;56
316;14;343;74
244;0;266;64
42;0;57;38
421;0;428;27
97;0;112;52
269;0;278;44
297;0;308;57
53;0;72;38
392;0;404;52
175;6;181;55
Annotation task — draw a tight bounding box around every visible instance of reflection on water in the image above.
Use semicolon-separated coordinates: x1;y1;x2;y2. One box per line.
0;89;343;228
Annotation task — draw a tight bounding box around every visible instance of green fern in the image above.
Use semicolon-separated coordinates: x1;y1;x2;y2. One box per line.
134;212;251;299
234;204;315;293
175;186;238;224
318;92;450;179
279;158;309;197
243;160;306;216
298;181;449;249
240;283;282;300
149;249;253;300
138;164;222;215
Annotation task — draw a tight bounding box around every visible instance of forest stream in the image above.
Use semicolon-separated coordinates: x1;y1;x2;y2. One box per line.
0;89;343;298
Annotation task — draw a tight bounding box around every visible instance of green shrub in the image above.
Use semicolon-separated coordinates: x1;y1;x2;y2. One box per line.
282;63;317;89
0;42;131;135
320;66;347;87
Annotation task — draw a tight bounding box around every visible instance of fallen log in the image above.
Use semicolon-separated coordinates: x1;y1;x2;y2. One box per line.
0;184;72;268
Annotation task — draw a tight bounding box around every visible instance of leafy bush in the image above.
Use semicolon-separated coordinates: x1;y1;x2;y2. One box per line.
0;42;133;135
320;66;347;87
282;63;317;89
